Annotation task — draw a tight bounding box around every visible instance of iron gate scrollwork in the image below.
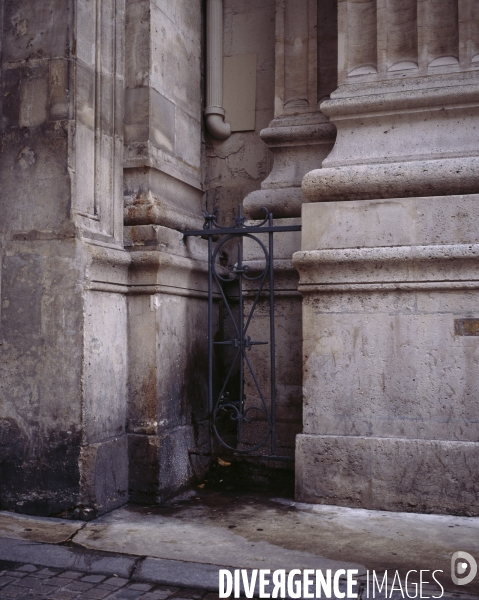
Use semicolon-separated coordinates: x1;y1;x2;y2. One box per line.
184;206;301;461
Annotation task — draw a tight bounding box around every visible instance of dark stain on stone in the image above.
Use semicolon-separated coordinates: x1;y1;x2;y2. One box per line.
0;424;81;517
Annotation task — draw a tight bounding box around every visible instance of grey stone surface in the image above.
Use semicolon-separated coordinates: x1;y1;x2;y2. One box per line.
0;538;135;577
1;497;479;597
0;0;128;518
295;0;479;517
124;0;204;229
73;505;364;573
296;435;479;515
0;513;81;544
293;198;479;515
134;559;221;591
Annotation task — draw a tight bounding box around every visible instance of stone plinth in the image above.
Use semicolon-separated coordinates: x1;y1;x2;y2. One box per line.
293;198;479;515
125;226;212;503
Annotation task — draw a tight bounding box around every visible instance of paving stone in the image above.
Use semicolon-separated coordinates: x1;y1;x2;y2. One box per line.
36;569;62;577
16;566;38;573
103;577;129;588
127;583;154;591
202;594;221;600
141;592;180;600
65;580;95;591
80;587;112;599
0;576;16;588
81;574;107;583
98;584;125;591
57;571;83;580
38;576;67;587
0;584;28;597
47;590;79;600
150;586;180;597
13;576;43;588
170;589;205;599
36;568;62;579
110;588;145;599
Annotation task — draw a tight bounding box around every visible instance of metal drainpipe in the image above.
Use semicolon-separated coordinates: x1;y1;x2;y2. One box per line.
205;0;231;140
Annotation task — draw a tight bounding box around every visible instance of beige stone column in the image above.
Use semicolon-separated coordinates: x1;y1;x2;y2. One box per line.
295;0;479;515
243;0;337;219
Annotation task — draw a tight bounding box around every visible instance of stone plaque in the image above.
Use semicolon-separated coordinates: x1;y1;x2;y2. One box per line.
454;319;479;336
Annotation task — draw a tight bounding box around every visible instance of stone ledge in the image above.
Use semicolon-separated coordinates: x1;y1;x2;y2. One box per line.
293;243;479;288
302;157;479;203
321;81;479;119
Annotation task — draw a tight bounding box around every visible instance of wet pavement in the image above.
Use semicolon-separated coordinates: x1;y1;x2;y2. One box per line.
0;480;478;600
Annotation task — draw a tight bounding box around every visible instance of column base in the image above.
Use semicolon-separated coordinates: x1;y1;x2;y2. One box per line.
296;434;479;516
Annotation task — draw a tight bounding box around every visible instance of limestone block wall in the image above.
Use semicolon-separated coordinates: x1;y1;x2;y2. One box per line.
123;0;212;501
126;226;212;503
294;198;479;515
123;0;204;231
0;0;129;517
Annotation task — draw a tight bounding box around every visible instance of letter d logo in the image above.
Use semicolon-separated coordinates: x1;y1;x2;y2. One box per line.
451;551;477;586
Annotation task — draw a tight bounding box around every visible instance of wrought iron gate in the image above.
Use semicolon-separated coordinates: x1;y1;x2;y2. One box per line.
184;207;301;461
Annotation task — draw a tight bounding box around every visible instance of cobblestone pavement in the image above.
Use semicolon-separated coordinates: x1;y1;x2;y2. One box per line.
0;561;220;600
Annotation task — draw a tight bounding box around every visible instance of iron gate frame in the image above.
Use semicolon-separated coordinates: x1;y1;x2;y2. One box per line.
184;206;301;462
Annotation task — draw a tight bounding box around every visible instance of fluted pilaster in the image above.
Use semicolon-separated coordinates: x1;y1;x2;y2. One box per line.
303;0;479;203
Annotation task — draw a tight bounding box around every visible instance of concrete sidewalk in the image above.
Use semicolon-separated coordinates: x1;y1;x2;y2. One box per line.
0;489;478;599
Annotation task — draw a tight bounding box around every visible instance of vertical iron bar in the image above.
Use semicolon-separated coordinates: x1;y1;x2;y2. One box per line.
269;213;276;456
238;241;245;432
207;229;214;454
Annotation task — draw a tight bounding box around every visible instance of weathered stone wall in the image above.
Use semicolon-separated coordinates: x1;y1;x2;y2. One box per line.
126;226;212;503
0;0;130;517
123;0;211;502
205;0;276;222
124;0;204;230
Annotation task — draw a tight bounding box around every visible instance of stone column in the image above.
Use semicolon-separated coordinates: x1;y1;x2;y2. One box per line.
295;0;479;514
243;0;337;219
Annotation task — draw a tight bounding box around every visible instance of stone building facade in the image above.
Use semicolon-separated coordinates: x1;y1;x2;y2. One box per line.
0;0;478;518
